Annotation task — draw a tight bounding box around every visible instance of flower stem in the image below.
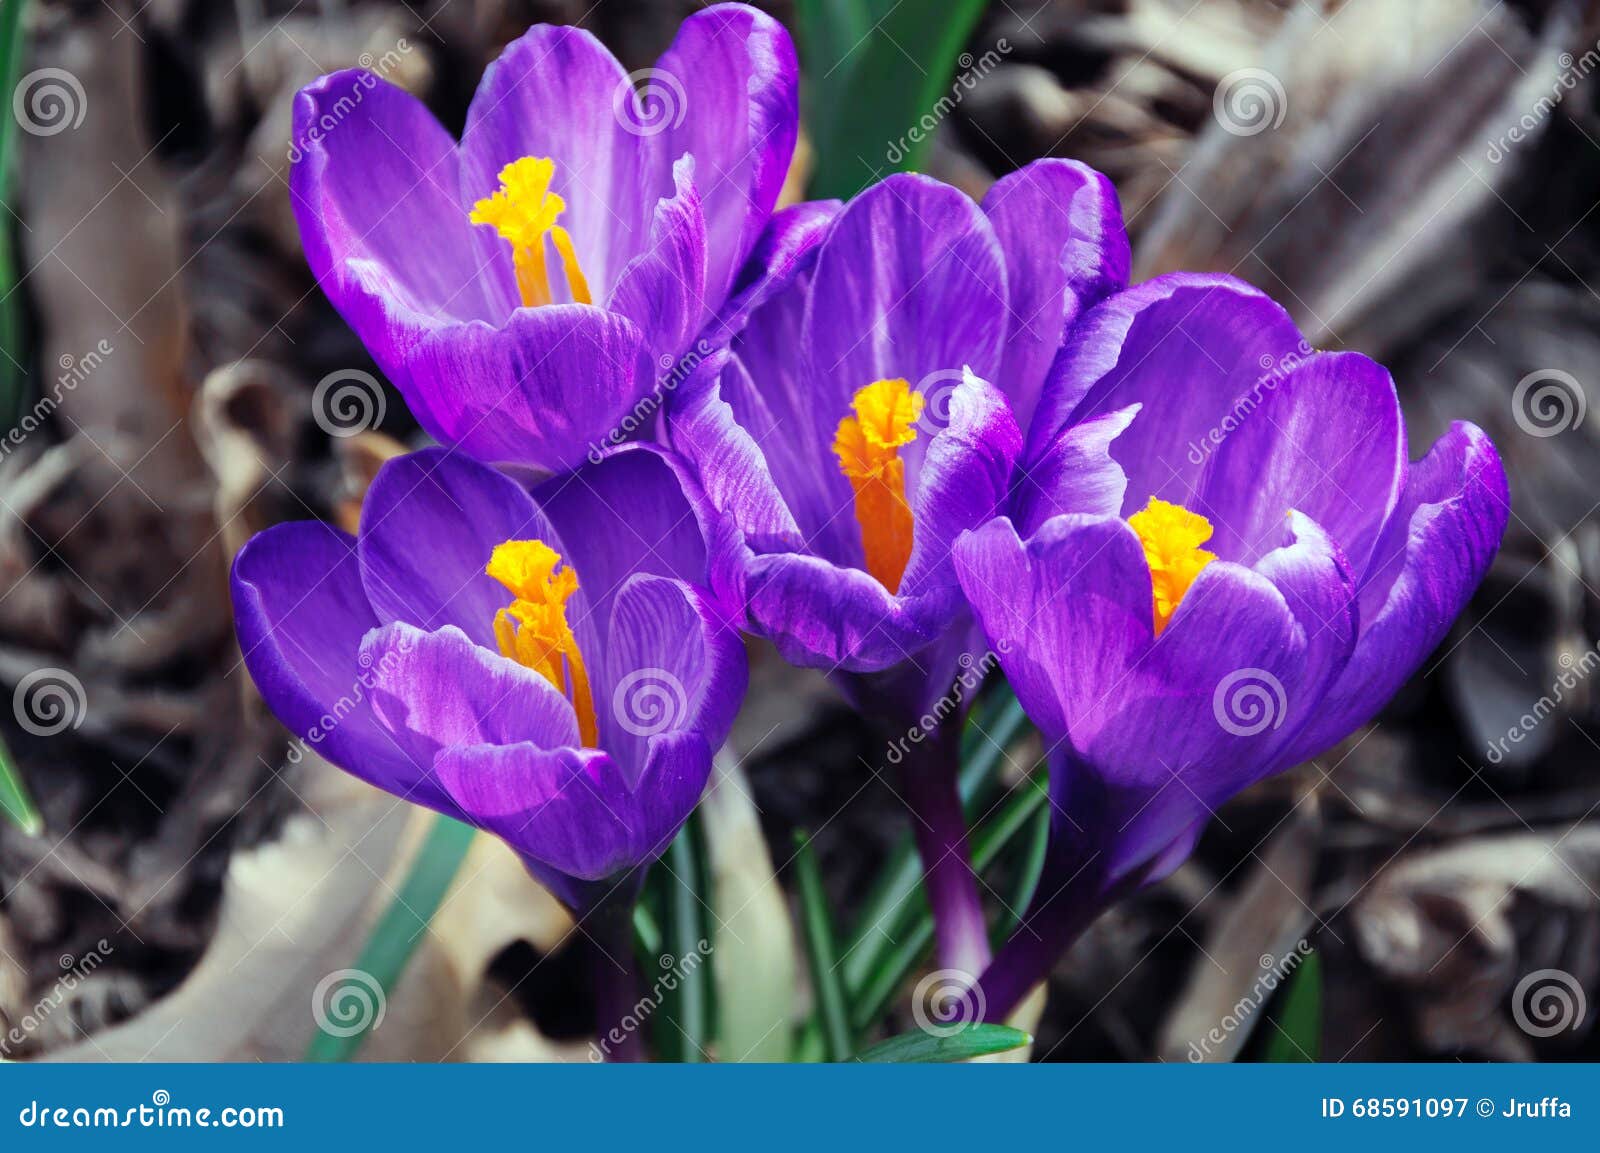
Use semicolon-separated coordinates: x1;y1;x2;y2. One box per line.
899;723;991;980
590;895;645;1063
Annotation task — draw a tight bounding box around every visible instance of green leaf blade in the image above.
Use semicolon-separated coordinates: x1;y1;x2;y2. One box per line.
0;733;43;836
305;814;475;1062
856;1023;1031;1063
806;0;991;199
1262;949;1322;1063
794;829;853;1061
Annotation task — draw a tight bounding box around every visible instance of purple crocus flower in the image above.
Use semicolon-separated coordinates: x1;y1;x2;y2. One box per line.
664;161;1127;975
231;446;745;919
666;160;1126;686
952;273;1510;1019
291;4;797;473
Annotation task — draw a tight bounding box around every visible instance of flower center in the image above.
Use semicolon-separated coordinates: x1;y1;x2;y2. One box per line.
486;539;597;747
470;157;593;309
1127;496;1216;635
833;378;924;593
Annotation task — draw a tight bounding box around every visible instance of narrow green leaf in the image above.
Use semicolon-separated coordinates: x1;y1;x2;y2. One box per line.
0;0;32;428
1262;949;1322;1063
659;816;712;1062
0;732;43;836
807;0;991;198
856;1023;1031;1063
793;0;873;84
305;814;475;1062
794;829;852;1061
632;901;663;959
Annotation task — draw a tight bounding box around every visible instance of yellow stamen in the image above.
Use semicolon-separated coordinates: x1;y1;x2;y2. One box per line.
1127;496;1216;635
469;157;593;309
486;539;598;747
833;378;924;593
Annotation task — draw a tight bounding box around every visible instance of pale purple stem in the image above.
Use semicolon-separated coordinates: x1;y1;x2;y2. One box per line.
590;897;645;1063
901;725;992;979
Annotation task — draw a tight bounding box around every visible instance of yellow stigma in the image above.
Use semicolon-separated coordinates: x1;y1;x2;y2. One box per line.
469;157;593;309
833;378;924;593
1128;497;1216;635
486;539;597;747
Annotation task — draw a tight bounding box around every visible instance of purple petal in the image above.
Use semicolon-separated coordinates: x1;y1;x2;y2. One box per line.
1199;351;1405;574
605;156;708;364
1026;273;1306;507
434;741;638;881
533;444;711;660
803;174;1008;447
653;3;799;306
1080;547;1348;878
953;515;1152;742
666;350;805;556
981;159;1130;427
399;304;652;472
291;73;508;372
358;448;550;648
628;730;718;862
1281;421;1509;764
742;551;955;673
231;521;445;809
710;199;841;342
899;370;1023;598
722;249;859;563
956;509;1355;880
360;621;580;753
599;575;747;781
459;25;653;298
1012;404;1138;536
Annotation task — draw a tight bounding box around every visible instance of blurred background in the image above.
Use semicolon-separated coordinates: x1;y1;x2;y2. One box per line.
1;0;1597;1062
